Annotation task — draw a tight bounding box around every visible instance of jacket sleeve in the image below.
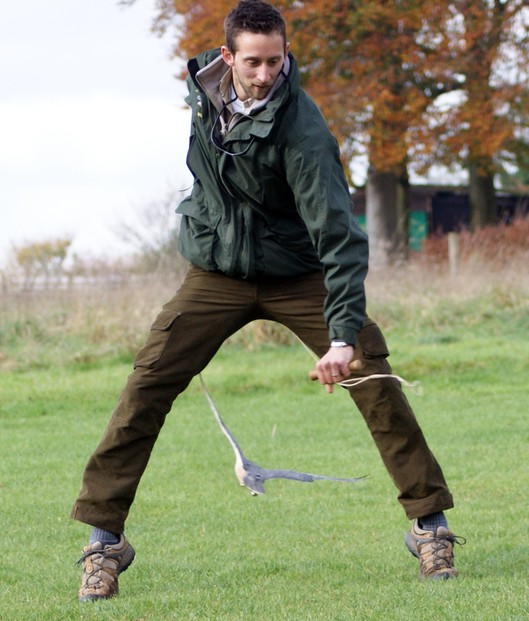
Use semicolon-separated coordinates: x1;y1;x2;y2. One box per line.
280;95;369;346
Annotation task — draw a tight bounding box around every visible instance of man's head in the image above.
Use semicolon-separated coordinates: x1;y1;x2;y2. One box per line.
224;0;287;53
221;0;289;101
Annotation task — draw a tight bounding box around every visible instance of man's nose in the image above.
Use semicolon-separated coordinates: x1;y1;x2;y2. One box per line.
257;66;272;83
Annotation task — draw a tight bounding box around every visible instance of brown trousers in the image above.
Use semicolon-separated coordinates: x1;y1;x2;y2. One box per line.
71;267;453;533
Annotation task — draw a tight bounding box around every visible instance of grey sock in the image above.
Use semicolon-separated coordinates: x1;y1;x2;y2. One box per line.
418;512;448;532
89;527;119;546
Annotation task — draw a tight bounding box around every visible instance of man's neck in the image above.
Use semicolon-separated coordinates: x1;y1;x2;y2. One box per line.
230;84;255;111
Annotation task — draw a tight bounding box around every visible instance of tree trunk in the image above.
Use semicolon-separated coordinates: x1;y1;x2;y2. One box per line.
468;161;496;230
366;166;409;267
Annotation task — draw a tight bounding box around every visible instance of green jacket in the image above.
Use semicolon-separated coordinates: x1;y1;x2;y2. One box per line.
176;48;369;345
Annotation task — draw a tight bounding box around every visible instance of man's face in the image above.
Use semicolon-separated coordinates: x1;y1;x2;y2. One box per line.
221;31;289;101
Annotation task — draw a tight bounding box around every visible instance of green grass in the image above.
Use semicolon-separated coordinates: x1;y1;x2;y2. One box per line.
1;311;528;621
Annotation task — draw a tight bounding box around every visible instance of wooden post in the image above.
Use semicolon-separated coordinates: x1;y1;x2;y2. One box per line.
448;232;459;276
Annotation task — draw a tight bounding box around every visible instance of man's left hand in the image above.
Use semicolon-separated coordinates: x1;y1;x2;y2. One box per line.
315;345;354;394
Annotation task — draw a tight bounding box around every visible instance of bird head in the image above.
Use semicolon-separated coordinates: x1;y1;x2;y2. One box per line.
243;470;266;496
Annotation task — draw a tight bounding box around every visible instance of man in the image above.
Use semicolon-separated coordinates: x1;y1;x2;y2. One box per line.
72;0;462;601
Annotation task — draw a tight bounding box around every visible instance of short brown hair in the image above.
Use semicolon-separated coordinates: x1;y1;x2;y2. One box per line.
224;0;287;52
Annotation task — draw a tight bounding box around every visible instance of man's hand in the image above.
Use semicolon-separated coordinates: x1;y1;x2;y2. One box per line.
315;345;354;394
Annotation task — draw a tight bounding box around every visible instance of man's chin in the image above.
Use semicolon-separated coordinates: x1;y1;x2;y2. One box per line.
252;86;272;100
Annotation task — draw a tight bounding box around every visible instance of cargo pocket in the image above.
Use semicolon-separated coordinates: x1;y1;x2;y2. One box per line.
134;308;182;369
357;319;390;359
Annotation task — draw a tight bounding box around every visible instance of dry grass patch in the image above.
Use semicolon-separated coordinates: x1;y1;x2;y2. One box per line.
1;219;528;370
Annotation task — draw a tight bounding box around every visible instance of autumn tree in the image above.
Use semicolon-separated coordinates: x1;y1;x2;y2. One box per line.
282;1;458;264
295;1;529;237
432;0;529;230
127;0;464;265
9;238;72;290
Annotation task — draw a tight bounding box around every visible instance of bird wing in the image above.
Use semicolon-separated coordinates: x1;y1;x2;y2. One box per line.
304;473;367;483
199;374;246;466
261;468;366;484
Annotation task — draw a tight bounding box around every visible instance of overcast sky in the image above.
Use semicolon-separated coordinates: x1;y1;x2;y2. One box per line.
0;0;196;266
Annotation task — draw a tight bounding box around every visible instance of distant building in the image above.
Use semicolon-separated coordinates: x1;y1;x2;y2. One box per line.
351;185;529;250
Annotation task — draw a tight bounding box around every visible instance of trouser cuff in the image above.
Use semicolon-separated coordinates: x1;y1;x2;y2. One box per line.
401;490;454;520
70;504;125;534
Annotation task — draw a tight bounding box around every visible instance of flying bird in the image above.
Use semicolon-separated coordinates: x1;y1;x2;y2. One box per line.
199;375;366;496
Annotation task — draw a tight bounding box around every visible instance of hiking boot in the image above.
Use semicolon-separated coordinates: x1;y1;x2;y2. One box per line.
405;519;465;580
77;534;135;601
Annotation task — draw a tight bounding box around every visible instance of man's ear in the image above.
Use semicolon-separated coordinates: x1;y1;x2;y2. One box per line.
220;46;235;67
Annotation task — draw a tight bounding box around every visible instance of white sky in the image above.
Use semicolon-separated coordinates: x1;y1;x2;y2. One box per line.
0;0;195;266
0;1;475;270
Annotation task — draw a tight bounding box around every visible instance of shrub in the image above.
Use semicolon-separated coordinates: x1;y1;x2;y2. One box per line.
419;215;529;268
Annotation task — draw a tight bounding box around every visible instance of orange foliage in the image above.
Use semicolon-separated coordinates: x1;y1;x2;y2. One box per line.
431;0;529;173
420;216;529;267
152;0;457;175
143;0;529;179
280;1;457;172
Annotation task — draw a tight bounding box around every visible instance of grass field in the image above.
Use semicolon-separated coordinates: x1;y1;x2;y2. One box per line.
1;255;529;620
